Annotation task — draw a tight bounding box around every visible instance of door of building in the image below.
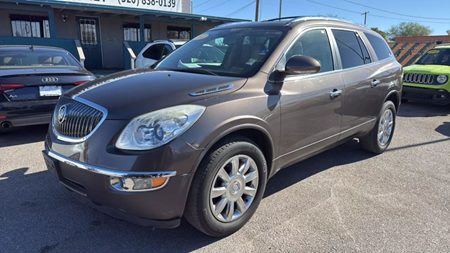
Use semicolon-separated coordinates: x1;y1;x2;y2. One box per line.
77;17;102;69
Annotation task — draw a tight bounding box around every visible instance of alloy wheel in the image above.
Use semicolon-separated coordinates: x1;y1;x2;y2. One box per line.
209;155;259;223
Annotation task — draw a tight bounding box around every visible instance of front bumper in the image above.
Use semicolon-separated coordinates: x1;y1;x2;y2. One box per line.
402;86;450;105
42;147;195;228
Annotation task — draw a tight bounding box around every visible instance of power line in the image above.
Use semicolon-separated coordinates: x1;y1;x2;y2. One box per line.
193;0;214;8
343;0;450;21
306;0;362;15
197;0;229;12
226;1;255;17
305;0;450;25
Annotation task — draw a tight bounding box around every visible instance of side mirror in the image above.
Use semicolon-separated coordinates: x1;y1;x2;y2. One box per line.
285;55;321;75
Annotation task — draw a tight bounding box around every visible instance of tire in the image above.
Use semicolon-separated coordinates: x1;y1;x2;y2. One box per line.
360;101;396;154
184;137;268;237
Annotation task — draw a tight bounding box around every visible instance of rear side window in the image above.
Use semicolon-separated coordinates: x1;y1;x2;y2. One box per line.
365;33;392;60
143;44;173;60
332;30;371;69
284;29;334;73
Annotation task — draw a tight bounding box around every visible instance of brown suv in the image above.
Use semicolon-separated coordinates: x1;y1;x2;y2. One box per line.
42;17;402;237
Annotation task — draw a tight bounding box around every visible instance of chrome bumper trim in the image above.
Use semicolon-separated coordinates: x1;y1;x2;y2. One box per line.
46;150;177;178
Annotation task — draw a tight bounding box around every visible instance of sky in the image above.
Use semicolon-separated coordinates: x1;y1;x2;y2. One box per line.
191;0;450;35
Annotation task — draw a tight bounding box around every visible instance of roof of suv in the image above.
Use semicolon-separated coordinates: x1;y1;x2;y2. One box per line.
212;16;365;31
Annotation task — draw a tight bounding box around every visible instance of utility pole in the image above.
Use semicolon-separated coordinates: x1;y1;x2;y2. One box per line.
255;0;260;21
279;0;283;18
362;11;369;25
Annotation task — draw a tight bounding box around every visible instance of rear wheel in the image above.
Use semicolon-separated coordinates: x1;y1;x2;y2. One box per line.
185;138;267;237
360;101;396;154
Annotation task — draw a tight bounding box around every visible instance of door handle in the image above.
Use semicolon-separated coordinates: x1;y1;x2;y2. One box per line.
330;89;343;98
371;79;381;87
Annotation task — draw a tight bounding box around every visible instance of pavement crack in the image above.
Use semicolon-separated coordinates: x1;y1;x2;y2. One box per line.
330;182;360;251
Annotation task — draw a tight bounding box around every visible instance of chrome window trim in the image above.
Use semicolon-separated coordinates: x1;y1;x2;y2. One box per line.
52;96;108;143
47;150;177;178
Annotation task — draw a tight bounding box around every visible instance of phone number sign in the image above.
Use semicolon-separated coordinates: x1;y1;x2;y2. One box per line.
56;0;183;13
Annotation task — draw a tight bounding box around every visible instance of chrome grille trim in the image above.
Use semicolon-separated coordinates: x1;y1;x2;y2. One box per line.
403;73;437;85
52;97;108;143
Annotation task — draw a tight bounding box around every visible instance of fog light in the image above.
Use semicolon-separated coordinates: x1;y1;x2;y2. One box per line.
110;176;169;192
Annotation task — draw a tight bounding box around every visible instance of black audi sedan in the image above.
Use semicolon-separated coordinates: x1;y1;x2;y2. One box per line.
0;45;95;129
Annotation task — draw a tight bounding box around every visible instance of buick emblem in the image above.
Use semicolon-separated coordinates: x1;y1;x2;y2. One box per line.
42;77;59;83
57;105;67;124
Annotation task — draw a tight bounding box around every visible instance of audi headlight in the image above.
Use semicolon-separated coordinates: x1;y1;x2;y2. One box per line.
436;75;448;84
116;105;206;150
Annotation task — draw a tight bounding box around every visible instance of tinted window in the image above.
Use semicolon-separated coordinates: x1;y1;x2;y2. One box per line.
284;29;333;73
365;33;392;60
143;44;173;60
416;48;450;66
333;30;371;69
0;48;81;69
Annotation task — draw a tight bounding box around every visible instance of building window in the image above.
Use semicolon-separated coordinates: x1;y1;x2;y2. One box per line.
79;18;98;45
143;27;152;42
167;26;191;40
10;15;50;38
123;24;152;42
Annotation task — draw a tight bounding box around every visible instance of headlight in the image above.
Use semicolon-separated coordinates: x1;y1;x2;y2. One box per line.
436;75;448;84
116;105;206;150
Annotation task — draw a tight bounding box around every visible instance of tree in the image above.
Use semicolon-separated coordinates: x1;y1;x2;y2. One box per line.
371;27;388;40
388;22;432;37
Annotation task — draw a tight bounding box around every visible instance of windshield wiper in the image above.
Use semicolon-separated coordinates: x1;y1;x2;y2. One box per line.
164;68;219;76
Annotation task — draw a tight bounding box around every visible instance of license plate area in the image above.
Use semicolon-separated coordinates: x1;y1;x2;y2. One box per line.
39;86;62;97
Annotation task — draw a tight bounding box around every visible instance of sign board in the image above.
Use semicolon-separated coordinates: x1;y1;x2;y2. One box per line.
54;0;183;13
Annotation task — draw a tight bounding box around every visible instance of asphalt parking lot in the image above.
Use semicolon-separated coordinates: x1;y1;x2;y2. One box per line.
1;102;449;253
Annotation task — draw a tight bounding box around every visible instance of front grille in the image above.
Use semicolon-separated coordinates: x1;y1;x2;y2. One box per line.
53;99;104;140
403;73;438;85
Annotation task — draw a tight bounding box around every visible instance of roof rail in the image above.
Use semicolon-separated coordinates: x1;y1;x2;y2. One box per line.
264;16;363;27
289;16;356;25
263;16;306;22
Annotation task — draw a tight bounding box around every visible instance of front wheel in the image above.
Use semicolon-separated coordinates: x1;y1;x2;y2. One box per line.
360;101;396;154
184;138;268;237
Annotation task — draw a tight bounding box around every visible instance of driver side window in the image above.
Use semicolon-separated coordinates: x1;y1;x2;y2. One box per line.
282;29;334;73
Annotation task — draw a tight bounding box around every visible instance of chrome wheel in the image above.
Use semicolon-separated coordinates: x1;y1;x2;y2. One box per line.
209;155;259;223
377;108;394;146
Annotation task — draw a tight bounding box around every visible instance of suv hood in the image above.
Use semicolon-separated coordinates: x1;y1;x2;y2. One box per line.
67;69;246;119
404;64;450;74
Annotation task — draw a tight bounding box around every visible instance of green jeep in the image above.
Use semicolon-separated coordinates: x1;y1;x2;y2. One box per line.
402;44;450;105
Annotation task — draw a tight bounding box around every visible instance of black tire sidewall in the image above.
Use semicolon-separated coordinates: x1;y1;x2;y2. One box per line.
198;140;268;236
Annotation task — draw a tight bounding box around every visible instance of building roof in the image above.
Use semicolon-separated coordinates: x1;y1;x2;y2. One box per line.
4;0;248;23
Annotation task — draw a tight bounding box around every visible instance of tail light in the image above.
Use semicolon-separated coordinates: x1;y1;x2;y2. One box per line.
0;84;25;94
74;80;89;86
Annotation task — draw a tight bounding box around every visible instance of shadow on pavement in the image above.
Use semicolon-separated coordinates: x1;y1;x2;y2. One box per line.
398;102;450;118
0;139;374;252
0;167;219;253
265;140;372;197
435;122;450;137
0;124;48;148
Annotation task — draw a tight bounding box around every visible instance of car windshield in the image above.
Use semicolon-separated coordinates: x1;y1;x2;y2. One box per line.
156;28;287;77
0;48;82;69
416;48;450;66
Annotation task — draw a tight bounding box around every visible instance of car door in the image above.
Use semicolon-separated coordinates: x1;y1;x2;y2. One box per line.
278;28;344;165
331;29;377;133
